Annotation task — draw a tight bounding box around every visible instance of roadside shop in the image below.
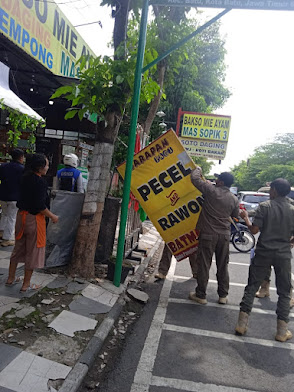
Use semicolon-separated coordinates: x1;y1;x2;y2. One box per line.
0;0;96;185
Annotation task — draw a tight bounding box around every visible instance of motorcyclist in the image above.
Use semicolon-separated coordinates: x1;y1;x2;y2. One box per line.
56;154;84;193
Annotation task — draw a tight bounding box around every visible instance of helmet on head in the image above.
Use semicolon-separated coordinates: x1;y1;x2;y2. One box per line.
63;153;78;168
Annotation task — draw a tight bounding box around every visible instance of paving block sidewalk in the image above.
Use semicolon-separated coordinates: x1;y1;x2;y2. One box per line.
0;221;162;392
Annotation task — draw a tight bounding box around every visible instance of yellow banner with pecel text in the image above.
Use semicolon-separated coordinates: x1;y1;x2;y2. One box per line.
118;129;203;261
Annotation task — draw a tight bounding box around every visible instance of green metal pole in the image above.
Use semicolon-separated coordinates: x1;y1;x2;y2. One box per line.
114;0;149;287
142;8;231;74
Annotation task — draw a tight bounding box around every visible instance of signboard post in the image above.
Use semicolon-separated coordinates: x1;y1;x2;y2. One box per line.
118;130;203;261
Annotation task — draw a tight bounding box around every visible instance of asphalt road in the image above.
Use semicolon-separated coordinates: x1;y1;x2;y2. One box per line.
86;244;294;392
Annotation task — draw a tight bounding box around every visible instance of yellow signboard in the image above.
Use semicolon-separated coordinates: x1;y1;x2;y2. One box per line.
180;112;231;160
0;0;95;77
118;130;203;261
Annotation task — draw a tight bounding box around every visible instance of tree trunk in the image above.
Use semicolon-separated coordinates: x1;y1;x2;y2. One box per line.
113;0;130;59
68;0;131;278
69;111;122;278
143;63;166;135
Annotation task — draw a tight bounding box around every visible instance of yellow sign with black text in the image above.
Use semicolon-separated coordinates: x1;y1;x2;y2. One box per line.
180;113;231;160
118;130;203;261
0;0;95;77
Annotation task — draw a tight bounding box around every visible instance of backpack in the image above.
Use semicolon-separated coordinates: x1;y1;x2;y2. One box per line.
57;168;80;192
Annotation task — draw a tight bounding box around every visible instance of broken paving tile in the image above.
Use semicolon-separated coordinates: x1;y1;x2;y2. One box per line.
66;281;88;294
29;271;56;288
47;277;72;289
82;283;118;307
48;310;97;337
0;343;22;372
0;297;19;317
98;280;125;295
74;277;87;284
14;304;36;319
0;351;71;392
26;334;82;365
69;295;111;318
42;314;55;323
127;288;149;303
41;299;54;305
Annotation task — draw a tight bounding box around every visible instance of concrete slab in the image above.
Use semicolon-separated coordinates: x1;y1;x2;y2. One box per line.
48;310;97;337
0;303;19;317
0;296;20;306
127;288;149;303
0;251;12;259
0;351;71;392
0;260;10;270
14;305;36;319
0;343;22;372
47;277;72;289
98;280;125;295
0;386;17;392
41;299;54;305
0;285;23;299
69;295;111;317
29;271;56;288
65;281;88;294
26;335;83;367
82;283;118;307
0;295;20;316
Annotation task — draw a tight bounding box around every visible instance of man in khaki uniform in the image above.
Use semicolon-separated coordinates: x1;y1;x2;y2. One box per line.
236;178;294;342
189;168;239;305
155;243;198;280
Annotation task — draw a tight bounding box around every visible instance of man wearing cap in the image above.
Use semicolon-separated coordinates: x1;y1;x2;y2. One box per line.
189;167;239;305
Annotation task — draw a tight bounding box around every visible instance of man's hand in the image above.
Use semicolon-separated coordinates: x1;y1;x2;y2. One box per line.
191;166;202;181
51;214;59;224
240;210;249;220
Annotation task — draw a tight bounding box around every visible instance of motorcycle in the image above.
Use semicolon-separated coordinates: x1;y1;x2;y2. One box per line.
230;217;255;253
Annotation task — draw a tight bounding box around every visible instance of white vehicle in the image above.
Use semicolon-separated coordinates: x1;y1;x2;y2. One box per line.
258;186;294;201
237;191;270;216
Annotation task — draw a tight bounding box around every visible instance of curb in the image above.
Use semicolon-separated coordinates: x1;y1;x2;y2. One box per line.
59;237;163;392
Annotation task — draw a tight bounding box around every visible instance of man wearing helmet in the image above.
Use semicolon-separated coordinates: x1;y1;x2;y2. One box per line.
57;154;84;193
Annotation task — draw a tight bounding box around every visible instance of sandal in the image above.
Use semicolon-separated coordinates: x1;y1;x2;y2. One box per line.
20;283;42;293
5;277;22;286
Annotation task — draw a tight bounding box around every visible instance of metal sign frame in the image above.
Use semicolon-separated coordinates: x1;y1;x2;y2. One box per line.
150;0;294;11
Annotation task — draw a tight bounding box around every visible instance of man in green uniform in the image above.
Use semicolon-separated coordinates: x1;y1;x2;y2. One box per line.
189;168;239;305
236;178;294;342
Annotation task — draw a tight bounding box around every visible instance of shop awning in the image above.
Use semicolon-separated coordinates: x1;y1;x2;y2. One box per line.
0;62;44;122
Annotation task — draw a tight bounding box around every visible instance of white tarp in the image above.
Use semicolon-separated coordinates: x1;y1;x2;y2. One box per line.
0;62;44;121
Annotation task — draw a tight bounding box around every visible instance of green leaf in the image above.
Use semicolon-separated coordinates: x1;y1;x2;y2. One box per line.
64;110;78;120
50;85;74;99
116;75;124;84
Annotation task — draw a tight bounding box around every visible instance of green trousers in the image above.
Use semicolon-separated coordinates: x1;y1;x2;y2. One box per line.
240;252;292;322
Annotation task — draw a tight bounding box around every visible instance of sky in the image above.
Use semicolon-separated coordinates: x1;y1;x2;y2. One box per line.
57;1;294;174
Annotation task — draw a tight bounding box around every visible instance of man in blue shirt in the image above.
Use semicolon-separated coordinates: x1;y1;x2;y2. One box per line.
57;154;83;193
0;149;24;246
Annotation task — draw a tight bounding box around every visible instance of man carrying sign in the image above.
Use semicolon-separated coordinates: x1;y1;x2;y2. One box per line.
189;168;239;305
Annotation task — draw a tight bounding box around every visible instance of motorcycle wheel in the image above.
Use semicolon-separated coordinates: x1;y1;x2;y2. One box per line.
232;230;255;253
